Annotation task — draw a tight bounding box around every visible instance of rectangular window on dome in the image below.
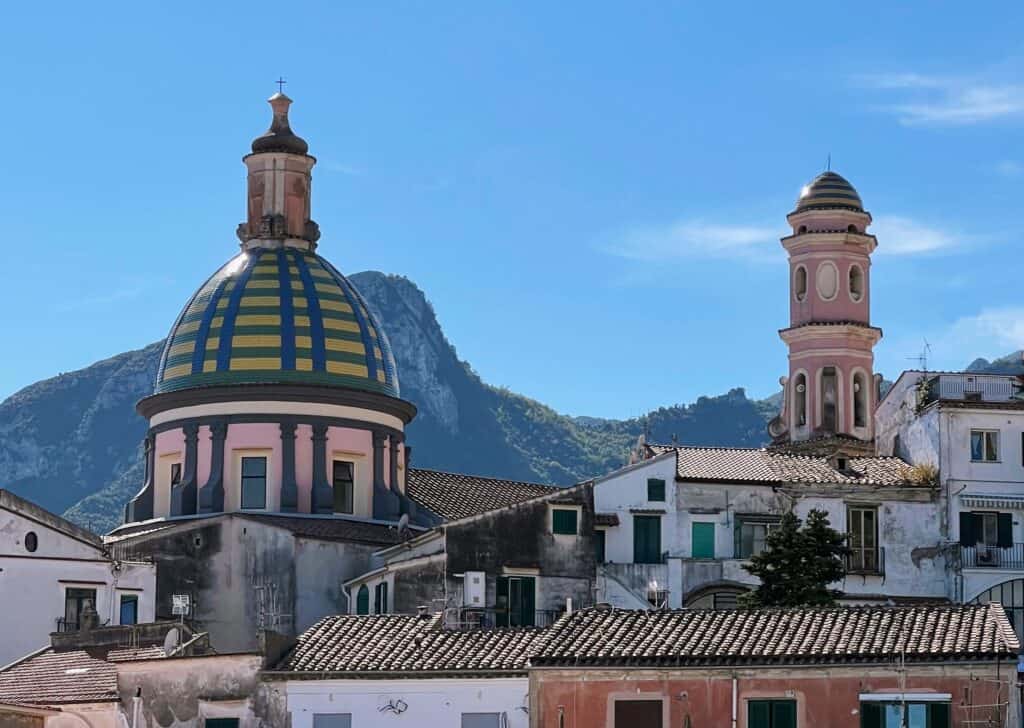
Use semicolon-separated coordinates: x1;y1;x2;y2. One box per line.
332;460;354;514
240;456;267;510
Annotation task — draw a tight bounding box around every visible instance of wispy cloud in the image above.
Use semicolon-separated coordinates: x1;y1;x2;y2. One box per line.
603;219;781;263
322;161;364;176
995;159;1024;177
924;307;1024;367
870;215;958;255
856;71;1024;126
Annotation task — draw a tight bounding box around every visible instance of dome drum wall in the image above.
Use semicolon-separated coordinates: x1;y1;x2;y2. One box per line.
154;248;400;398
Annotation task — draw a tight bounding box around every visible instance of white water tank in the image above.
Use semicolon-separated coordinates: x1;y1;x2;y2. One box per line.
463;571;485;607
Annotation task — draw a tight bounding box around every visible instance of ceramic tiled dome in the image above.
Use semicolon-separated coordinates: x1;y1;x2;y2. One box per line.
794;171;864;213
155;248;399;397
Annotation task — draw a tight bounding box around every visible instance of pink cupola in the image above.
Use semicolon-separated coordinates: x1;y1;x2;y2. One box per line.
767;171;883;449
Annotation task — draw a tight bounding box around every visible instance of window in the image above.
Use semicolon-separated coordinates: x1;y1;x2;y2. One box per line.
821;367;837;431
848;506;878;572
971;430;999;462
64;587;96;631
24;531;37;553
687;588;745;610
374;581;389;614
747;699;796;728
240;456;267;509
614;700;662;727
552;508;578;535
794;265;808;302
356;585;369;615
859;700;950;728
735;518;778;558
849;264;864;302
461;714;501;728
332;460;354;514
496;575;535;627
793;373;807;427
205;721;240;728
170;462;182;486
959;511;1012;549
647;478;666;502
594;529;606;564
633;515;662;564
692;522;715;559
313;716;352;728
119;594;138;625
853;371;868;428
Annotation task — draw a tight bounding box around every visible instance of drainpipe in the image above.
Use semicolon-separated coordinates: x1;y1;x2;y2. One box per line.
731;675;738;728
131;687;142;728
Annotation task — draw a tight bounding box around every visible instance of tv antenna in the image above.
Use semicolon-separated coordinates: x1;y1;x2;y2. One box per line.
905;339;932;371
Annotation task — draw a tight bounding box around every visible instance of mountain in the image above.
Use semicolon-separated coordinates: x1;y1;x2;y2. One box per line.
0;272;829;533
966;351;1024;375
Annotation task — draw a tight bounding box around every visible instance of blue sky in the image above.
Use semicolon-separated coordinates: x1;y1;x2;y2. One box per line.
1;2;1022;417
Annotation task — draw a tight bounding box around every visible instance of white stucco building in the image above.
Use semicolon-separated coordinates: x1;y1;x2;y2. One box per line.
876;369;1024;636
0;489;156;668
593;444;945;610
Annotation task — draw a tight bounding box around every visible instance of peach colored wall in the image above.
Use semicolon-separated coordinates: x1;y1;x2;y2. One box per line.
224;423;282;511
153;428;185;517
790;255;871;325
326;427;374;517
196;424;212;488
295;424;314;513
532;668;1012;728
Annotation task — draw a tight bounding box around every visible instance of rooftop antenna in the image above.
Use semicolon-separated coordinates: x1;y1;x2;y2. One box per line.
905;338;932;372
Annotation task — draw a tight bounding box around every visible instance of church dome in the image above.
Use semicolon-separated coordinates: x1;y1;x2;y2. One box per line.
155;247;399;397
794;171;864;213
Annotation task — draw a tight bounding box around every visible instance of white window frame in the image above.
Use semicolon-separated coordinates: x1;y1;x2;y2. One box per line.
971;429;1000;462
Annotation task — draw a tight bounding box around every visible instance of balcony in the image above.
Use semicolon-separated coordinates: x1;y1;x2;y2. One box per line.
845;547;885;577
445;607;571;630
960;544;1024;570
55;618;79;633
924;374;1021;404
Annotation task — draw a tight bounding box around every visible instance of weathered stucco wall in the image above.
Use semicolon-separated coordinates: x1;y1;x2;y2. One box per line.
116;654;286;728
530;663;1017;728
293;536;378;632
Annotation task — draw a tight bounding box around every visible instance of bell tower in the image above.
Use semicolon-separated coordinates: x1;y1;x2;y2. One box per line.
768;171;883;449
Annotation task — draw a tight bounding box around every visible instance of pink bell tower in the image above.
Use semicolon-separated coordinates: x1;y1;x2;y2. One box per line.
768;171;883;450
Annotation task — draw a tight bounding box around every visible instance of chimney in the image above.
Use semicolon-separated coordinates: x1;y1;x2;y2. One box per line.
80;601;101;632
417;605;430;619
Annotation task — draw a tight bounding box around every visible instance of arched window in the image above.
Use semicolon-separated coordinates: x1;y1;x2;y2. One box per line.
849;264;864;302
797;225;808;235
794;266;808;302
821;367;837;431
356;585;370;615
793;373;807;427
972;580;1024;649
853;371;868;428
847;224;859;233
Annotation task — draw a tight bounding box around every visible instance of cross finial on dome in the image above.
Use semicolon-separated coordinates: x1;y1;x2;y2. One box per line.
276;76;287;94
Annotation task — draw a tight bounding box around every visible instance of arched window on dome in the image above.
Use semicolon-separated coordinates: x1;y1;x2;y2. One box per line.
793;373;807;428
794;266;808;302
849;264;864;302
847;224;859;234
853;371;868;429
356;585;370;615
797;225;808;235
821;367;838;431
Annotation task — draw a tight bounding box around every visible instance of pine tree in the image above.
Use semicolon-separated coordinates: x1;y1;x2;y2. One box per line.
739;508;849;608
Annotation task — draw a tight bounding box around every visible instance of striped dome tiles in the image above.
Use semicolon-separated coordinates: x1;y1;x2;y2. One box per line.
794;171;864;213
155;248;399;397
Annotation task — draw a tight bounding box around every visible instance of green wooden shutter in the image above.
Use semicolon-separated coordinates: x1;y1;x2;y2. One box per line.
553;509;578;535
748;700;770;728
998;513;1013;548
634;516;661;564
647;478;666;501
772;700;796;728
734;519;742;558
356;585;369;615
496;577;509;627
594;529;606;563
860;703;882;728
692;522;715;559
959;511;975;546
927;702;950;728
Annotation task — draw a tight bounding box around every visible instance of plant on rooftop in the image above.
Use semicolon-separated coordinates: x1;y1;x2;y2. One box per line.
739;508;849;608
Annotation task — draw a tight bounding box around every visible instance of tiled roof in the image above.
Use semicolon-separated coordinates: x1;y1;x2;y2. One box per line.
646;444;915;486
239;513;414;546
273;614;545;675
106;646;166;662
0;649;119;705
407;467;559;521
532;604;1019;667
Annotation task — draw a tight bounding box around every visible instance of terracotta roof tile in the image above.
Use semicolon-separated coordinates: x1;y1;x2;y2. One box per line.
273;614;545;674
532;604;1019;667
646;444;915;486
0;649;119;705
407;467;559;521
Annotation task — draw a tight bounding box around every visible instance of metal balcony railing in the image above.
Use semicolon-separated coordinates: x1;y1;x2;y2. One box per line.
960;544;1024;569
846;546;885;576
55;618;79;633
447;607;574;630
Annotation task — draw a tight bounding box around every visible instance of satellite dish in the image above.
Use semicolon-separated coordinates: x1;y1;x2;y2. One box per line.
163;627;181;653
